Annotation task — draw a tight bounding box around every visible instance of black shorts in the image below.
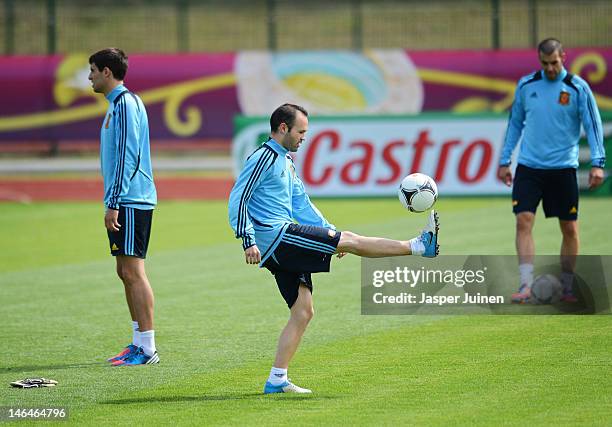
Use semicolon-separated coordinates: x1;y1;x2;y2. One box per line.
512;164;578;220
107;206;153;258
262;224;341;308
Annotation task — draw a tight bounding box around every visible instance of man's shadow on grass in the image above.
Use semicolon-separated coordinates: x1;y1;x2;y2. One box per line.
102;393;333;404
1;362;100;373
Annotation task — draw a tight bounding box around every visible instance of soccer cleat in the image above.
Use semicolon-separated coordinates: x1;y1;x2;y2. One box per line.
560;288;578;303
511;283;532;304
112;347;159;366
263;379;312;394
107;344;138;363
420;210;439;258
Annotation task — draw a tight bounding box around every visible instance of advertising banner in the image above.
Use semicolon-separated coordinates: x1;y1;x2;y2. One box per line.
234;114;515;196
1;49;612;143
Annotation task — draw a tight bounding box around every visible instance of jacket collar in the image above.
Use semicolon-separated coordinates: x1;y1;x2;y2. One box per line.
541;67;567;82
106;84;126;102
266;138;288;155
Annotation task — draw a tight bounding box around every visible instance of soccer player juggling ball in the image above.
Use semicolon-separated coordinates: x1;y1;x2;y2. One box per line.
229;103;439;394
89;48;159;365
498;38;606;304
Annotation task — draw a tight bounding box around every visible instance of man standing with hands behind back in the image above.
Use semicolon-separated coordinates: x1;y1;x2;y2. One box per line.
89;48;159;365
498;38;606;304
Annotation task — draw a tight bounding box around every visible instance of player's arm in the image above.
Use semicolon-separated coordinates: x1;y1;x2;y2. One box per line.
105;96;141;212
291;173;335;230
577;81;606;189
228;148;274;264
498;83;526;186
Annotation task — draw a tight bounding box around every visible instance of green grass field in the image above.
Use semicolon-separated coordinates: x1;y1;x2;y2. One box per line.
1;197;611;425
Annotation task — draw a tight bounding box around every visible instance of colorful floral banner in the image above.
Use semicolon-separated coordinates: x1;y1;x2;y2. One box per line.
1;49;611;143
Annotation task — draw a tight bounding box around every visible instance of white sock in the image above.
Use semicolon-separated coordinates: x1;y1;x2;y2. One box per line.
133;331;142;348
132;320;139;346
519;263;534;286
409;238;425;256
268;367;287;386
139;330;156;356
560;271;574;292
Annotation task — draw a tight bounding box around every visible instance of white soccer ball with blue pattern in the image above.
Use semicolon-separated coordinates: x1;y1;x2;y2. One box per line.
398;173;438;213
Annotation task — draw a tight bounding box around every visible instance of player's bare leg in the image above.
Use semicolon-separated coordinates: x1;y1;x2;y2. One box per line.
118;256;154;331
107;259;141;363
112;256;158;365
265;285;313;394
117;261;138;321
274;285;313;369
337;210;439;258
512;212;536;303
559;219;579;301
338;232;411;257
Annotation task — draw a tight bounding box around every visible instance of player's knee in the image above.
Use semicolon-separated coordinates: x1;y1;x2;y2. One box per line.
297;306;314;324
291;304;314;325
116;265;125;281
120;266;144;285
516;214;534;233
560;222;578;239
305;306;314;322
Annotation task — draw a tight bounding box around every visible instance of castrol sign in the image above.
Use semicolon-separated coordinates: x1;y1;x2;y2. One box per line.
233;115;514;196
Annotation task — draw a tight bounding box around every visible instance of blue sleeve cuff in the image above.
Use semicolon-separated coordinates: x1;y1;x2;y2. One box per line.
242;236;255;250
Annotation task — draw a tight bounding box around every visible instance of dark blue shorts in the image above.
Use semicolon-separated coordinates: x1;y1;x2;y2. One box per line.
107;206;153;259
263;224;341;308
512;164;578;220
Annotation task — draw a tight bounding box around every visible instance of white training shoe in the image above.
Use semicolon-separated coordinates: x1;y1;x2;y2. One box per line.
264;379;312;394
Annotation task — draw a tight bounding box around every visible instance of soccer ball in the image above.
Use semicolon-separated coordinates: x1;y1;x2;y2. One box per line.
531;274;562;304
398;173;438;212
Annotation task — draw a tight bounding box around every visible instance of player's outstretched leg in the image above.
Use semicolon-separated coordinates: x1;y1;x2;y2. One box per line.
337;210;439;258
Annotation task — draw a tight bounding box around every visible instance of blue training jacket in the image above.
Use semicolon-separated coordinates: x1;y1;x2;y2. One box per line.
100;84;157;210
500;68;605;169
228;138;335;266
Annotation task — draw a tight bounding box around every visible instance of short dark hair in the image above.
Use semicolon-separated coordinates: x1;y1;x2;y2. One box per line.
538;38;564;55
270;103;308;132
89;48;128;80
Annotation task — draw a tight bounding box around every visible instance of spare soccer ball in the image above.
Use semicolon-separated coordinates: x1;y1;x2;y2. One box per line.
398;173;438;212
531;274;562;304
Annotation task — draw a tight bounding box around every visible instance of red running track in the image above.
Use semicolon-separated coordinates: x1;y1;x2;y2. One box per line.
0;177;234;202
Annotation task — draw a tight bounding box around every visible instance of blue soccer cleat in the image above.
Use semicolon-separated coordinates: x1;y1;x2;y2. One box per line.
511;283;532;304
112;347;159;366
420;210;439;258
107;344;138;363
264;379;312;394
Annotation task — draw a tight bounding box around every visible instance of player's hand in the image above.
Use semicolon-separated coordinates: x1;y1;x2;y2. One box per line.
336;252;347;259
588;167;605;189
245;245;261;265
104;208;121;232
497;166;513;187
